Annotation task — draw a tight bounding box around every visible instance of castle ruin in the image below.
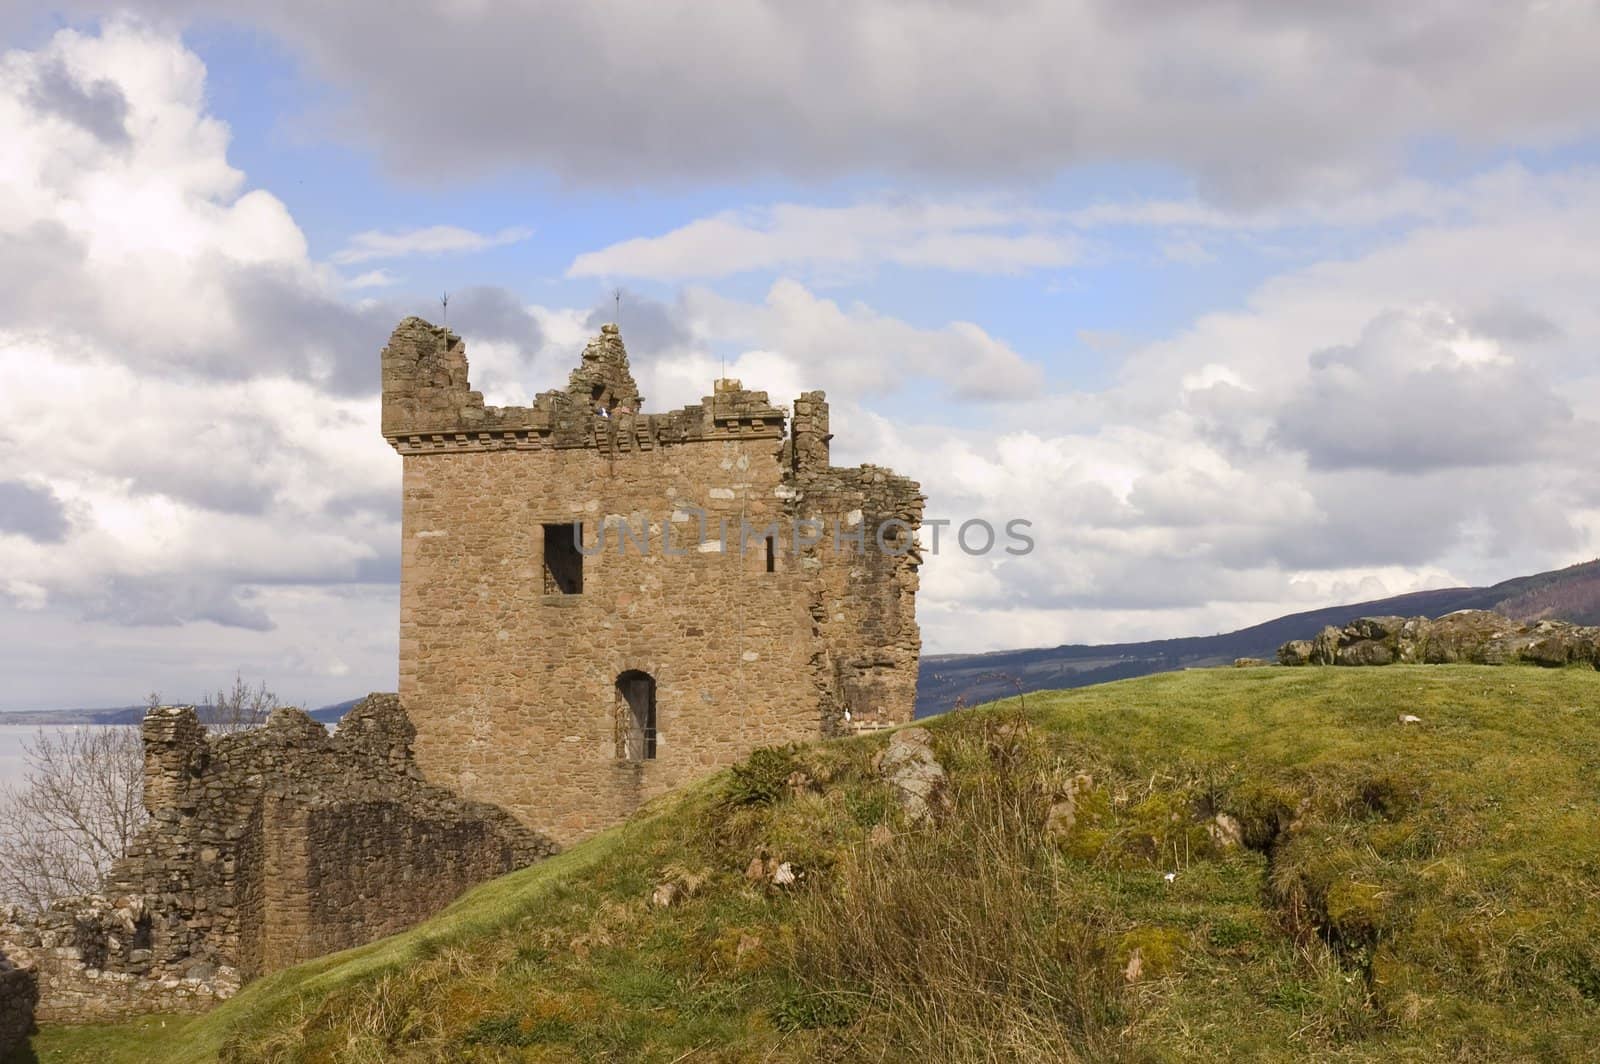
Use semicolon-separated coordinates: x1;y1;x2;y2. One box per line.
382;318;924;842
0;318;923;1035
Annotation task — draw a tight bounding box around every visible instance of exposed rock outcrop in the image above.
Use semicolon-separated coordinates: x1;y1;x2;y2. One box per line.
1279;611;1600;670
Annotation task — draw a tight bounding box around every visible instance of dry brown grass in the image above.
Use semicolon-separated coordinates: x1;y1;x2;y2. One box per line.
790;713;1124;1063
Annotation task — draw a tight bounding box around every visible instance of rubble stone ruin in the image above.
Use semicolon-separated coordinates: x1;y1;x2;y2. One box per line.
382;318;925;842
0;695;551;1023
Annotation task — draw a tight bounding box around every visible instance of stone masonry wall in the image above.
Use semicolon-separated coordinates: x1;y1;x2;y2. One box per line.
789;461;924;734
0;695;554;1025
0;950;36;1060
384;318;924;845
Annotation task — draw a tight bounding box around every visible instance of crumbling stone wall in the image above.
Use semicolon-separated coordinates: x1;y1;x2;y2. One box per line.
786;460;923;733
0;949;36;1059
383;318;924;844
1279;610;1600;668
0;695;553;1024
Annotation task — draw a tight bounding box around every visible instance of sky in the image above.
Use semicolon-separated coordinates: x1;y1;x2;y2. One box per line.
1;3;1599;710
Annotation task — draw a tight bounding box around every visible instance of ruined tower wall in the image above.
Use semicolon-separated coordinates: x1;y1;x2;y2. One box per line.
788;466;924;732
399;440;825;842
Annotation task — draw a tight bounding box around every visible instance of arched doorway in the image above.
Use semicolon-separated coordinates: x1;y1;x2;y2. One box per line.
616;670;656;761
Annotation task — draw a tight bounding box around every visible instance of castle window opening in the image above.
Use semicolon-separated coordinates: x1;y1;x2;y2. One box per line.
764;534;776;573
543;522;584;594
617;670;657;761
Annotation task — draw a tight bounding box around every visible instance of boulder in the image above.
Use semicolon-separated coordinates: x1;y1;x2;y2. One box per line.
1310;626;1342;665
1424;610;1515;664
1278;640;1314;666
874;727;948;824
1337;640;1393;666
1346;616;1407;642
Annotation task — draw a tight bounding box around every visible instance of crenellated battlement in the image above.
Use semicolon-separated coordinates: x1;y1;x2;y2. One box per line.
381;318;791;455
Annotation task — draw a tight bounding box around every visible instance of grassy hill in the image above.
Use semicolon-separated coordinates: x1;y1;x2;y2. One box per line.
917;558;1600;714
18;666;1600;1063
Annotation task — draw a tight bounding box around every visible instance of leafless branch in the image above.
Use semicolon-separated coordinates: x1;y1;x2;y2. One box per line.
0;725;145;912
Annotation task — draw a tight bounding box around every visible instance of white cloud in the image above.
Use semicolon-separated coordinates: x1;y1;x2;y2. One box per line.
1273;307;1571;472
345;267;400;289
878;173;1600;652
569;202;1074;282
331;224;531;265
86;1;1600;202
682;280;1047;402
0;21;403;708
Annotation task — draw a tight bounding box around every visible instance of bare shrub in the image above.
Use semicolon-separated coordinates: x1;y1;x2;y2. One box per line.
204;672;279;733
0;675;279;910
0;724;145;911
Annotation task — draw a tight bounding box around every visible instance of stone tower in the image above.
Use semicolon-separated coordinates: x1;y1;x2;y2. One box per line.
381;318;923;842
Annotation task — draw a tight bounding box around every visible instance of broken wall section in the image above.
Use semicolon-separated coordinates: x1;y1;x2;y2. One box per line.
782;391;925;732
0;695;554;1024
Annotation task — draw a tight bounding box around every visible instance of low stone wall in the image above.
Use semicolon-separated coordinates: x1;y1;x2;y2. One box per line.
1;897;225;1025
1279;610;1600;669
0;950;37;1059
0;694;555;1025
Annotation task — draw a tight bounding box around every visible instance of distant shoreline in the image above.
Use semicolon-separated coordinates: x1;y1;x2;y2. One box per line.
0;702;352;727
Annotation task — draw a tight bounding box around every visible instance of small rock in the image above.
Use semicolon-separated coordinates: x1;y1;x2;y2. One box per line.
771;862;797;887
1123;948;1145;984
1044;773;1094;837
1398;714;1423;725
650;882;680;909
1208;813;1243;849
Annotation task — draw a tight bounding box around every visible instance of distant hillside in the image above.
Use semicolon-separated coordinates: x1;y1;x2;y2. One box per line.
28;667;1600;1062
916;558;1600;715
0;700;357;727
0;705;148;727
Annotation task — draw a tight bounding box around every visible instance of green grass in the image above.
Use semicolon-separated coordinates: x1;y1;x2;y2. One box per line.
17;665;1600;1062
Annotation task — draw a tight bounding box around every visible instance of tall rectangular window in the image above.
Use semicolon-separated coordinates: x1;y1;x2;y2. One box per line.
543;522;583;595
